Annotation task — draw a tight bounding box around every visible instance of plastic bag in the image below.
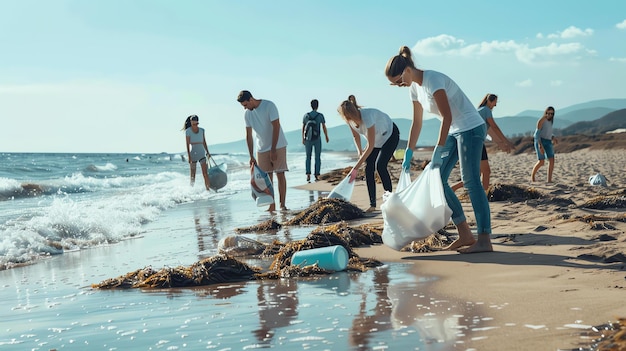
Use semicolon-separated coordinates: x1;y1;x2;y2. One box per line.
207;156;228;190
396;169;412;193
381;165;452;251
327;173;355;201
588;173;607;187
251;164;274;207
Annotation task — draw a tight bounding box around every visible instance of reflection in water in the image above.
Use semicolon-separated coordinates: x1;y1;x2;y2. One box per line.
386;267;490;348
350;267;394;350
253;279;299;344
298;271;351;294
194;206;226;258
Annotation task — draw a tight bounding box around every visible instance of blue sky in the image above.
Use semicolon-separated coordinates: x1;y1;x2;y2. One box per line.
1;0;625;153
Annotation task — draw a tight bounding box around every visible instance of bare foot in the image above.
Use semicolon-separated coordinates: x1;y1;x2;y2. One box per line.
441;237;476;251
458;234;493;254
267;204;276;212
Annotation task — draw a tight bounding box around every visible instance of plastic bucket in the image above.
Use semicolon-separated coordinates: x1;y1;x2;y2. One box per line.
290;245;349;271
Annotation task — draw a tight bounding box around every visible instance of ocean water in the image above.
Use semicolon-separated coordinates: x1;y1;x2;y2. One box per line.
0;152;481;350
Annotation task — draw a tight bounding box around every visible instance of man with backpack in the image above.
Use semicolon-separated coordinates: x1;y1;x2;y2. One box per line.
302;99;329;182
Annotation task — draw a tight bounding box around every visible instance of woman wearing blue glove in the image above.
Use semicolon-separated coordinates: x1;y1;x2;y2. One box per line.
337;95;399;213
385;46;492;253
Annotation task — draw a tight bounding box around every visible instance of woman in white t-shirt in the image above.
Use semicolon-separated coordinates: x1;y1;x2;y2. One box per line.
385;46;491;253
182;115;211;190
337;95;400;212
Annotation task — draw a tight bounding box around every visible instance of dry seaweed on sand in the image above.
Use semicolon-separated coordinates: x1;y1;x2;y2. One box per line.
283;197;365;226
460;183;575;207
402;229;456;253
579;195;626;210
235;218;282;233
562;214;626;229
92;255;262;289
486;183;543;202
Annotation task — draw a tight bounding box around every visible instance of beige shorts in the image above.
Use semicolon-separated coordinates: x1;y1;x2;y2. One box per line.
257;147;289;173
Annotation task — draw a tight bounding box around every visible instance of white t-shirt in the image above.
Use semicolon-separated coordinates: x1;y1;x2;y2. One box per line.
244;100;288;153
410;70;485;134
349;108;394;148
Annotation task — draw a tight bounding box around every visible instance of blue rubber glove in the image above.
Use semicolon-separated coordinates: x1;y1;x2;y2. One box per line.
402;148;413;170
430;146;445;168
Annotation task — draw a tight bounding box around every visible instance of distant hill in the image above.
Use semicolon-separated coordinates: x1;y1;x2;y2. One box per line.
208;98;626;154
515;98;626;117
560;109;626;135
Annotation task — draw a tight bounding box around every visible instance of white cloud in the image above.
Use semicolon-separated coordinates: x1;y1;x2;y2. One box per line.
516;79;533;87
413;34;466;55
617;20;626;29
550;80;563;86
545;26;593;39
413;35;593;65
609;57;626;63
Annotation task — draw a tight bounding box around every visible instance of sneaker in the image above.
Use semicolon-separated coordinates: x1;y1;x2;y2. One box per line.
365;206;376;213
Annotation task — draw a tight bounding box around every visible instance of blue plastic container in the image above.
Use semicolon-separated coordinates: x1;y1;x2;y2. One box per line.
290;245;349;271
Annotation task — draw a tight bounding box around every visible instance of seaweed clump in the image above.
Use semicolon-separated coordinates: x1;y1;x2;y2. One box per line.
283;198;365;226
92;255;261;289
263;230;383;276
235;219;282;233
580;195;626;210
93;224;385;290
487;183;543;202
233;198;366;234
402;229;456;253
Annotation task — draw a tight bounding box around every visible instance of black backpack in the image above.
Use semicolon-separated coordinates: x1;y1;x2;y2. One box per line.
304;112;320;141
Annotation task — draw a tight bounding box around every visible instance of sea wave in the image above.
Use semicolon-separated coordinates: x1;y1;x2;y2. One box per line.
0;170;235;269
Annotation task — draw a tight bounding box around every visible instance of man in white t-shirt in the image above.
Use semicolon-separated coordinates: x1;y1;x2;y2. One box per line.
237;90;289;212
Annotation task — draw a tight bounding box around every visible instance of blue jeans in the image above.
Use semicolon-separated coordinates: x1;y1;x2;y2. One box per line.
304;138;322;175
438;124;491;234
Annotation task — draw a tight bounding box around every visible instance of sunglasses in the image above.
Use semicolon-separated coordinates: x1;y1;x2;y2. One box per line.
546;112;554;116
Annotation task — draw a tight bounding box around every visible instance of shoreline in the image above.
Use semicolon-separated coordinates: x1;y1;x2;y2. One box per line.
296;148;626;350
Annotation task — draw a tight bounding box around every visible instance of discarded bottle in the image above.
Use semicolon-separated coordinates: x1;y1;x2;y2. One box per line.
290;245;349;271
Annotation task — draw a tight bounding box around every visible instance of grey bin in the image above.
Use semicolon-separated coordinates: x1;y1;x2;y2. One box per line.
208;158;228;191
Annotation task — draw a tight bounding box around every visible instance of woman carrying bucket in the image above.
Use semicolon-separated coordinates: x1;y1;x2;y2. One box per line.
182;115;211;191
337;95;399;213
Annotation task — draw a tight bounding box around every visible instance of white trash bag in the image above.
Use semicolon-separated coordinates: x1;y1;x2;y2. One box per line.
327;173;355;201
381;165;452;251
588;173;607;187
251;164;274;207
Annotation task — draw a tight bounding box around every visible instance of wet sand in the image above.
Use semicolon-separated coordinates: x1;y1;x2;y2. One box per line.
297;148;626;350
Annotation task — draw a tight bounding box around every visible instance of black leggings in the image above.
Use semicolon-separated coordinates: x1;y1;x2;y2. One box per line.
365;123;400;207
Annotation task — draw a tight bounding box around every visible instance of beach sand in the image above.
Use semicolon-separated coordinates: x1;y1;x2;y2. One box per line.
296;148;626;350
